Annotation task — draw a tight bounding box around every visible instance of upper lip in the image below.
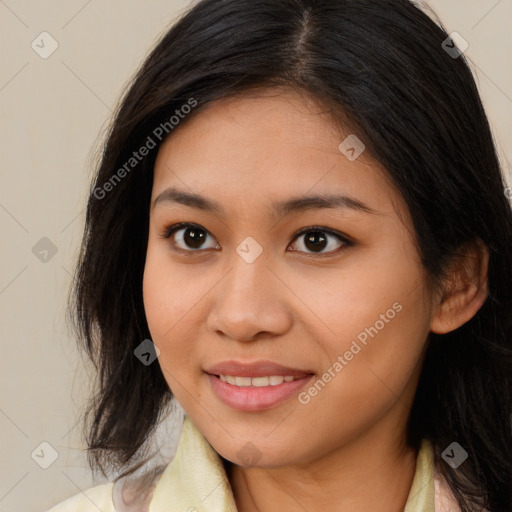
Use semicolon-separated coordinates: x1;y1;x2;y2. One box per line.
205;360;315;378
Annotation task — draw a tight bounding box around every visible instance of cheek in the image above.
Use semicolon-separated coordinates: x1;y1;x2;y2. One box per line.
143;264;198;406
301;235;431;407
295;232;428;355
294;290;430;457
142;244;197;373
143;237;197;336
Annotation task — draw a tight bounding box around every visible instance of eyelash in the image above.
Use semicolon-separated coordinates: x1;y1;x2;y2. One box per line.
158;222;354;257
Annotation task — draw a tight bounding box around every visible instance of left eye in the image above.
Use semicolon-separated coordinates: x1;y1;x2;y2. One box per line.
289;227;351;255
160;223;351;255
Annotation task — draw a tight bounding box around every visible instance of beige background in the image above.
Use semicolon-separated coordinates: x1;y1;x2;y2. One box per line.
0;1;510;511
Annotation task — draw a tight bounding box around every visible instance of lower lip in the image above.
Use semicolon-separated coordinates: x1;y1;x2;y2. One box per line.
206;373;315;411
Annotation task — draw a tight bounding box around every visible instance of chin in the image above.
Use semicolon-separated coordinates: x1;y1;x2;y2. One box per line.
217;441;306;469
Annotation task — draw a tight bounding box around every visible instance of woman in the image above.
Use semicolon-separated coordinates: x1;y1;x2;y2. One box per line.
48;0;512;510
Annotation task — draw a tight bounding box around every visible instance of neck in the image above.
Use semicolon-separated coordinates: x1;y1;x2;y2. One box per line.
226;431;418;512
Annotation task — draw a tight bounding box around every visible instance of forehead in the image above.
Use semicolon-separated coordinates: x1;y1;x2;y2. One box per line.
151;87;404;218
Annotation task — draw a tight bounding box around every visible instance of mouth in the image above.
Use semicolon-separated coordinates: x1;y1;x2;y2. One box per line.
213;374;306;386
204;360;315;411
205;359;315;379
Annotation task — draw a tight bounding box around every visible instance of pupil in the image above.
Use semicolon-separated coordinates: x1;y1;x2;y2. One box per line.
185;227;205;249
305;231;327;252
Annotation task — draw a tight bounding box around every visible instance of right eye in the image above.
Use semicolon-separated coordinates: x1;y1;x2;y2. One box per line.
160;222;220;252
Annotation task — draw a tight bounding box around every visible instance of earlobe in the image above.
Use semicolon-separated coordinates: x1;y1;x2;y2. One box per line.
430;239;490;335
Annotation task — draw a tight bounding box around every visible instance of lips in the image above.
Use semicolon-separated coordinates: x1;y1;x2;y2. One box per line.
204;360;315;378
204;360;317;411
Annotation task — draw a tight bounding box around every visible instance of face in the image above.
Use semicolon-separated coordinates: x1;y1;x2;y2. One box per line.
143;86;436;468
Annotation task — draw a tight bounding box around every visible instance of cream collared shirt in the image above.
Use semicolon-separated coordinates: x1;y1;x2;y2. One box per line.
47;414;460;512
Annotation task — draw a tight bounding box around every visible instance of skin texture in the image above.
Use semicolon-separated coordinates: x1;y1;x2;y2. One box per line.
142;86;489;512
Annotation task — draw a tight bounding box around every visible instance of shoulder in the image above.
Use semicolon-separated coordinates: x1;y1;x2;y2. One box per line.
434;471;461;512
45;482;115;512
112;465;166;511
44;464;167;512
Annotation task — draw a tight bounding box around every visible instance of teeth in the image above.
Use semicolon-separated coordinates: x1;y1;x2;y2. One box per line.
235;376;252;386
218;375;300;386
251;376;270;387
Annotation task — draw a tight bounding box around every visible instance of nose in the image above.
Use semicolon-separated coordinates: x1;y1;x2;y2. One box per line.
206;247;294;343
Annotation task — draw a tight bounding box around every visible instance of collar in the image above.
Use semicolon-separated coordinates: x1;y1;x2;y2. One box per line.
149;415;435;511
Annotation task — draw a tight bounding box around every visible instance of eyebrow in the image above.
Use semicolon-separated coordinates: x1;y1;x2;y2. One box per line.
152;186;379;218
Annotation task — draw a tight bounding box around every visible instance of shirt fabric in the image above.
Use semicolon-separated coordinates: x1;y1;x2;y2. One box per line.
46;414;461;512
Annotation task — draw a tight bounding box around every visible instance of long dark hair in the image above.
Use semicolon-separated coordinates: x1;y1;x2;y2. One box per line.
68;0;512;510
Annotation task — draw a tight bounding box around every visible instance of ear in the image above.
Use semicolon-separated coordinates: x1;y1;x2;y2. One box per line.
430;238;490;335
